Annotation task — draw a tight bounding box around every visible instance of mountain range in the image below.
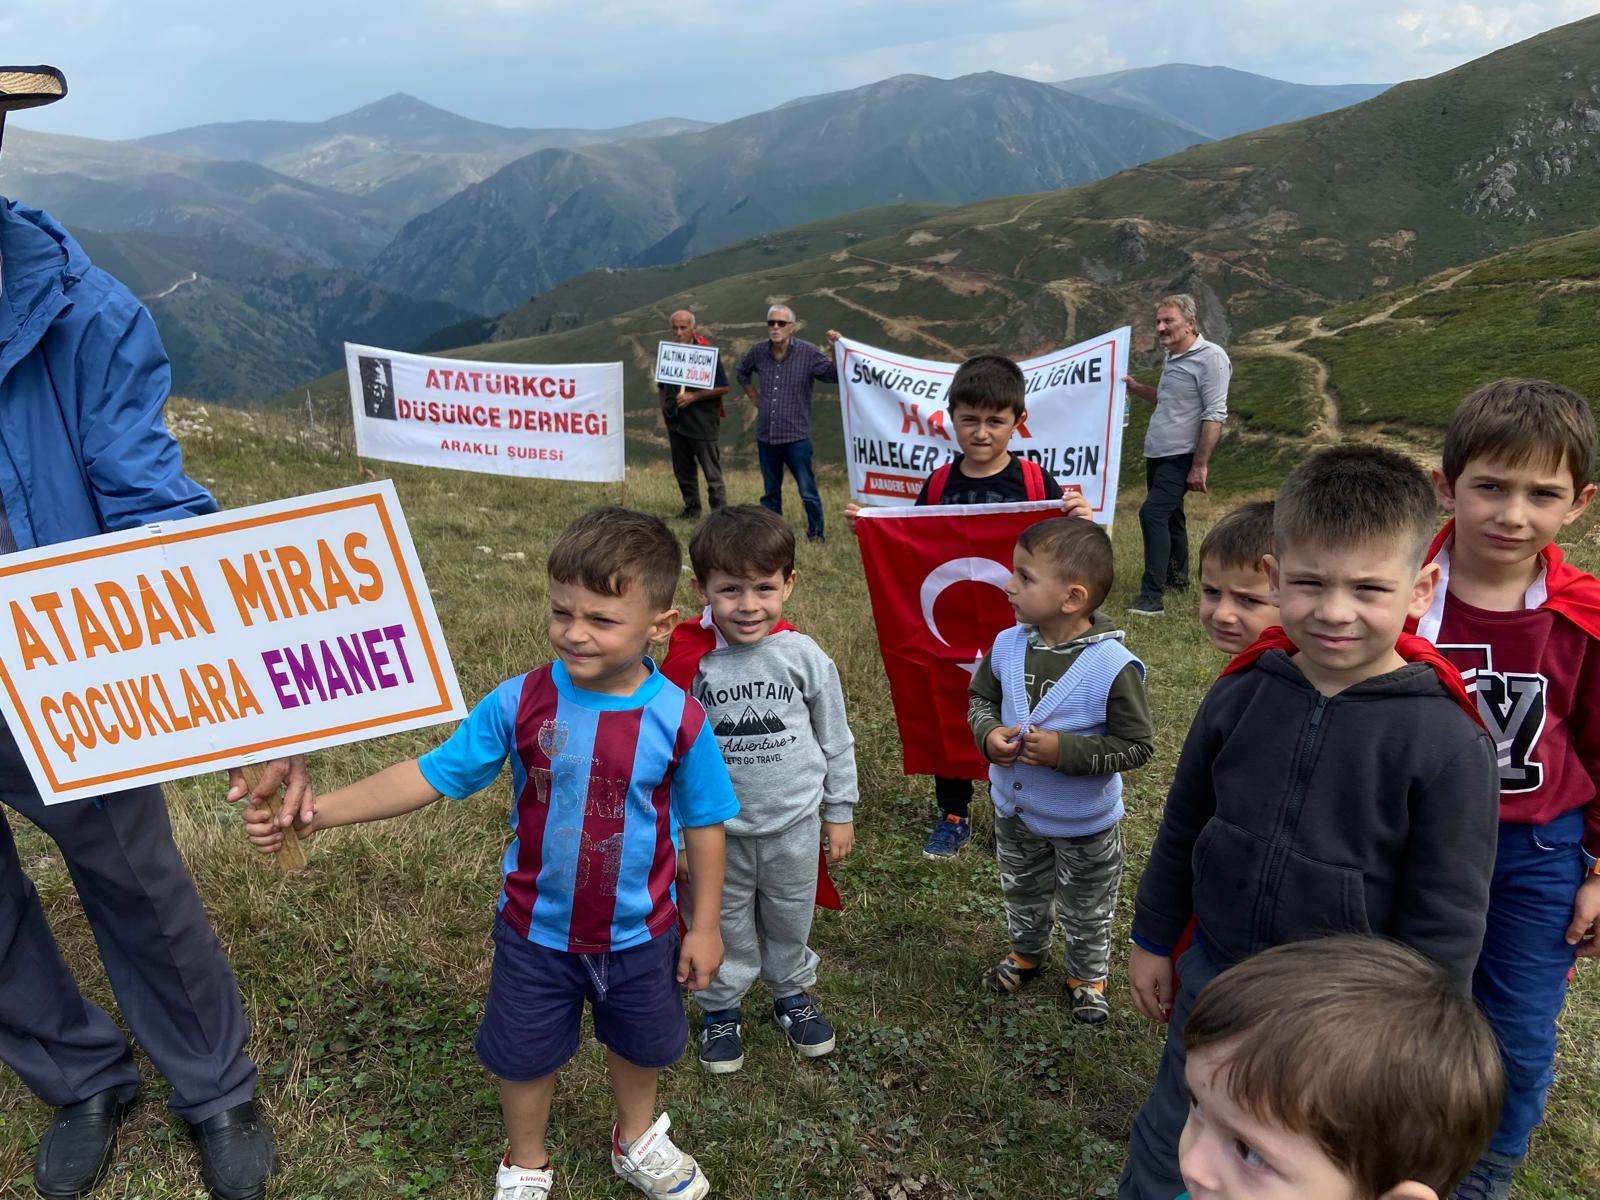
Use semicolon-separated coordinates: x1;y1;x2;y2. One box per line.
335;13;1600;473
1053;64;1388;140
137;93;711;222
0;61;1397;401
363;72;1212;315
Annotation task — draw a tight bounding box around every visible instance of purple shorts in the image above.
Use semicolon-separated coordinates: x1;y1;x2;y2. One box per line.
475;917;688;1081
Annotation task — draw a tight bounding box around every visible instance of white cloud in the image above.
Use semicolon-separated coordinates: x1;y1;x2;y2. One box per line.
1019;61;1057;79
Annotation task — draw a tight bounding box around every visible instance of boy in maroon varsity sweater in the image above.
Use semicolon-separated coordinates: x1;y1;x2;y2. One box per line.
849;354;1089;859
1414;379;1600;1200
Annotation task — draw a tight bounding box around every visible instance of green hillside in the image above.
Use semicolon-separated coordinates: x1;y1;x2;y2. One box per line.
417;204;947;351
389;12;1600;358
1226;225;1600;457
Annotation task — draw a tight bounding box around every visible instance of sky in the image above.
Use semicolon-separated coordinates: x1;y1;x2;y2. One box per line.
5;0;1599;141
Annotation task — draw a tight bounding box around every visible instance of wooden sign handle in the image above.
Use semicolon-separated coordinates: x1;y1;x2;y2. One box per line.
240;763;307;873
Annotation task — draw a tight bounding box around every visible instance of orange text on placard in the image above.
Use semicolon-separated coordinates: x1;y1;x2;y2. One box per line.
11;567;214;671
219;533;383;627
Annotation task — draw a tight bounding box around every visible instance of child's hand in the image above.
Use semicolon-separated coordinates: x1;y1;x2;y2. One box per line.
845;503;863;527
985;725;1022;765
677;927;724;991
1567;874;1600;957
1018;728;1060;768
1129;945;1174;1022
823;821;855;864
240;795;311;855
1059;492;1092;521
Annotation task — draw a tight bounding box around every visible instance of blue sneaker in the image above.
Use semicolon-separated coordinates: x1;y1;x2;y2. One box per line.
773;993;835;1057
697;1008;744;1075
923;815;972;860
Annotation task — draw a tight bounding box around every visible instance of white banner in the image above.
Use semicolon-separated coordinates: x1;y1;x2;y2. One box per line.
835;328;1131;523
654;341;720;389
0;483;465;803
346;343;624;483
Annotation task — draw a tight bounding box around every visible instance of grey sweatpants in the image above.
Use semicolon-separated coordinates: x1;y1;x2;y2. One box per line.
694;813;822;1013
994;814;1122;982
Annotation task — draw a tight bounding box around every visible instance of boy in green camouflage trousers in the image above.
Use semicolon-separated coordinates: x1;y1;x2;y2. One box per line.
968;518;1154;1023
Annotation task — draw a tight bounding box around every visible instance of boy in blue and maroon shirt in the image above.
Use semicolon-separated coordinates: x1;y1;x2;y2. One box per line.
242;508;736;1200
1414;379;1600;1200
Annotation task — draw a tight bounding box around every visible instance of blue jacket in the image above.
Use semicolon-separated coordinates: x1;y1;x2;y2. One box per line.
0;198;215;550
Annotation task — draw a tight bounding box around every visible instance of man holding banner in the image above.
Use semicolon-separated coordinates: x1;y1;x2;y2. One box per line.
0;67;294;1200
1123;294;1230;617
736;306;841;544
658;310;730;519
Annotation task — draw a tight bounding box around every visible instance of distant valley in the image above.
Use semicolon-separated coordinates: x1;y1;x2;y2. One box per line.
0;63;1391;402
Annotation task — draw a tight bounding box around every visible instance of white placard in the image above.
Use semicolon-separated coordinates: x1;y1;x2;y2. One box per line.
654;341;721;389
346;343;624;483
0;482;465;803
835;328;1131;523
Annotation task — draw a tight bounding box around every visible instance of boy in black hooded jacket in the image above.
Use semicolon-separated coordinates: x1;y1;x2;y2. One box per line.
1118;446;1500;1200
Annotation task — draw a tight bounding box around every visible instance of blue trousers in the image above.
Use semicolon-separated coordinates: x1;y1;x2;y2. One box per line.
1476;809;1589;1157
0;720;256;1124
758;438;824;540
1120;939;1222;1200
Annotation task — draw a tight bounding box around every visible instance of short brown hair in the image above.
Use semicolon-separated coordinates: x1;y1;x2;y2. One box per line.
688;505;795;581
1184;936;1502;1198
1275;445;1436;566
948;354;1026;418
1199;500;1274;574
1442;377;1596;488
547;507;680;610
1016;517;1114;610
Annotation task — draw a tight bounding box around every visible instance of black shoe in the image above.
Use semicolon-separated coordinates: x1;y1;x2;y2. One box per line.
808;534;825;545
34;1088;137;1200
188;1102;278;1200
675;507;702;521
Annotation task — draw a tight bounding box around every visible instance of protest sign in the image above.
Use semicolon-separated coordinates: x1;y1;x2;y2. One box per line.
855;502;1060;778
0;482;465;804
654;341;721;389
346;343;624;483
835;329;1131;522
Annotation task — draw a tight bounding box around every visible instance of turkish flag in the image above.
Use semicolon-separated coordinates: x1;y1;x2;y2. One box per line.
855;501;1061;778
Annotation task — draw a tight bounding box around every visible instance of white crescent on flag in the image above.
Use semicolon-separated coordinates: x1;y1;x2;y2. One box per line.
919;557;1013;646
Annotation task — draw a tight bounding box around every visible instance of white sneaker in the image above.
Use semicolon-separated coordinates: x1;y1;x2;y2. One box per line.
611;1113;711;1199
494;1154;553;1200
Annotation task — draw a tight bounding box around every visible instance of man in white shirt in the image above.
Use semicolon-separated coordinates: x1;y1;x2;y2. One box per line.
1122;294;1230;616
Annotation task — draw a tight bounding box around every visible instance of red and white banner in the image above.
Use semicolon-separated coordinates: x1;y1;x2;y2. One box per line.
855;501;1059;778
835;329;1130;522
345;343;624;483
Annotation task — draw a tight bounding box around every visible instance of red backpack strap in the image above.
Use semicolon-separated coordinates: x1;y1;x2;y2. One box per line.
925;463;952;505
1020;458;1046;502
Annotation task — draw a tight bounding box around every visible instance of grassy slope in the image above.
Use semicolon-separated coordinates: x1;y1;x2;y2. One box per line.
2;402;1596;1199
478;205;951;345
1308;227;1600;429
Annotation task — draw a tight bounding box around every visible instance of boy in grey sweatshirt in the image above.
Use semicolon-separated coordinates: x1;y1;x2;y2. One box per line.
662;506;859;1074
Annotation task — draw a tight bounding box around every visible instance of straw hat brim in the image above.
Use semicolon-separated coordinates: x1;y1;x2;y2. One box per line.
0;66;67;113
